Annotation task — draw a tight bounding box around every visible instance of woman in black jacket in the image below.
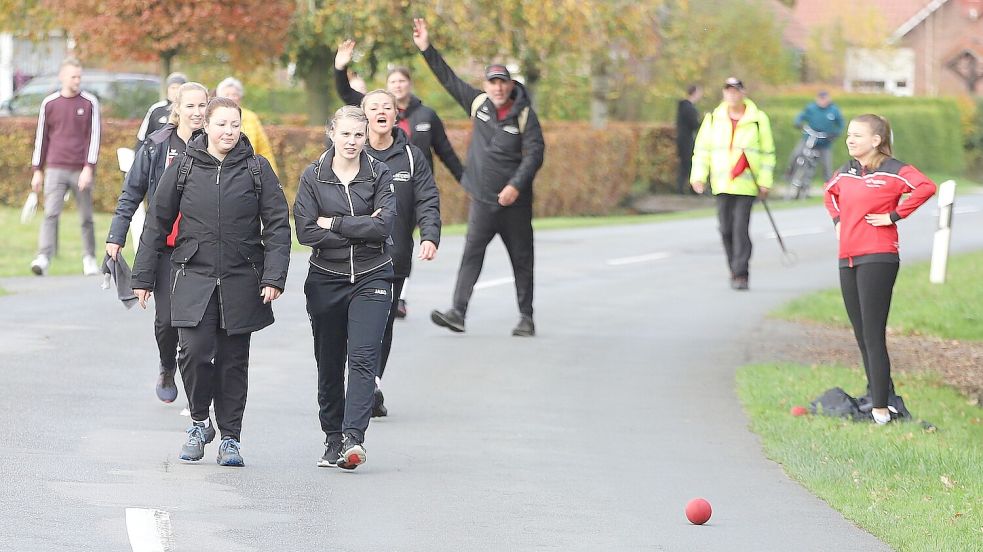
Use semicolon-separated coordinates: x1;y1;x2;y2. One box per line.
294;105;396;470
360;89;441;418
132;97;291;467
105;81;208;404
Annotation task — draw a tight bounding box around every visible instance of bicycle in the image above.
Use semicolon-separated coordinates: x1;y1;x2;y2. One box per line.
786;125;828;200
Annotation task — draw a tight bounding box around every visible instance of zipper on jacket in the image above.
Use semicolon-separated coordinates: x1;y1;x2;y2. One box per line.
216;163;226;328
342;181;356;283
172;264;184;294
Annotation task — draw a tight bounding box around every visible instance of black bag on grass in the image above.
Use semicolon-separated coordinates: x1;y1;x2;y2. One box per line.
810;387;913;422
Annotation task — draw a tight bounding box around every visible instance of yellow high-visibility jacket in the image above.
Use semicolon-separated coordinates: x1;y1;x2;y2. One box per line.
690;98;775;196
240;107;279;177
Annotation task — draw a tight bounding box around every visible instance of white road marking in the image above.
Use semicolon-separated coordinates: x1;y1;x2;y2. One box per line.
125;508;172;552
605;252;672;266
954;206;980;214
764;227;826;239
473;277;515;291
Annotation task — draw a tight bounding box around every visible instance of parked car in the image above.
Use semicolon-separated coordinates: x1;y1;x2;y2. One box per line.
0;70;161;119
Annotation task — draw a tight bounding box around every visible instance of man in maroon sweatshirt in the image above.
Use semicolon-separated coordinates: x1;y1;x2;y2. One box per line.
30;58;101;276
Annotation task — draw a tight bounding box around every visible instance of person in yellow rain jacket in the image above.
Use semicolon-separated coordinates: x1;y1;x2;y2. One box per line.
215;77;280;177
690;77;775;291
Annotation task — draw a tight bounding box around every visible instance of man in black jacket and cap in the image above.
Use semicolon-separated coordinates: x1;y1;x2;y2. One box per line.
412;18;546;337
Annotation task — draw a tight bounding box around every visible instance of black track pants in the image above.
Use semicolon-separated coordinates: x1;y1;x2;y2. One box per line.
452;200;534;317
715;193;756;278
378;277;406;379
839;262;899;408
177;291;251;441
305;266;394;442
154;248;178;371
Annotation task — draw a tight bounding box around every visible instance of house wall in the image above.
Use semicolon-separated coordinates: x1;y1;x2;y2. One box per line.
902;1;983;95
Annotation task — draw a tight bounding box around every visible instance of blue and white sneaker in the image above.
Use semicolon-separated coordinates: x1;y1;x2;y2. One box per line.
178;421;215;461
216;438;244;467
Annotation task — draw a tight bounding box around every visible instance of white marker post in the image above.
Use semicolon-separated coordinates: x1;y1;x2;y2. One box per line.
929;180;956;284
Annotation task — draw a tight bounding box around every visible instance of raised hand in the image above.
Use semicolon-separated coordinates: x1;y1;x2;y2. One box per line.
335;39;356;70
412;18;429;51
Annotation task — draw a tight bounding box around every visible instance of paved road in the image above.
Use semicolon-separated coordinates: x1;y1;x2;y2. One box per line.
2;190;981;551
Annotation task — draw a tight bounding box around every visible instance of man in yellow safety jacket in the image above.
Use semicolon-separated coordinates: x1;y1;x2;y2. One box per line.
690;77;775;290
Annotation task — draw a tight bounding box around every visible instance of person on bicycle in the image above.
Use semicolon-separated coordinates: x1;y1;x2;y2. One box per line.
786;91;843;184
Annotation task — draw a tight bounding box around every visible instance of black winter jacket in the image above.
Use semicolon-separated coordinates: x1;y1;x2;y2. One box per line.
135;100;171;150
365;128;441;278
420;46;545;207
334;67;464;183
108;124;177;247
293;148;396;282
132;130;291;335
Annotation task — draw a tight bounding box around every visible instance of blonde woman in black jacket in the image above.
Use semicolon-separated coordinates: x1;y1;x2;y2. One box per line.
132;97;291;467
294;105;396;470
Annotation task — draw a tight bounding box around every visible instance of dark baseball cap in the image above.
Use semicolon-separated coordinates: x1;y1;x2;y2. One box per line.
723;77;744;90
485;64;511;81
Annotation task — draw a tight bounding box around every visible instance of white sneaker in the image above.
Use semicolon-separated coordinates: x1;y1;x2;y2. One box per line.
30;255;49;276
82;255;100;276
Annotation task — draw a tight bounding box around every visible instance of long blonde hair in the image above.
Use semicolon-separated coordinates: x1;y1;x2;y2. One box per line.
167;82;209;126
852;114;893;170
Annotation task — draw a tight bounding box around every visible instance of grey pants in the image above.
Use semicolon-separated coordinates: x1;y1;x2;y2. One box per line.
38;167;95;258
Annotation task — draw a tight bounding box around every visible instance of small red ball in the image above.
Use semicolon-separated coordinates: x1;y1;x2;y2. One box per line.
685;498;712;525
790;406;809;416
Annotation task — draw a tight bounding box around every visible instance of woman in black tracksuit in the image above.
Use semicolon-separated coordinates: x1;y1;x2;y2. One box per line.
361;89;441;418
824;114;936;424
106;81;209;404
294;105;397;470
132;97;291;466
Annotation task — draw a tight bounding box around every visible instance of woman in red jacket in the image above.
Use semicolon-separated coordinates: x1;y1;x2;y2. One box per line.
824;114;936;424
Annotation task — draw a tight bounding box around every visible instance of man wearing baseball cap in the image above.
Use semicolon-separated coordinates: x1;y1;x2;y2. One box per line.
134;72;188;150
690;77;776;290
412;18;546;337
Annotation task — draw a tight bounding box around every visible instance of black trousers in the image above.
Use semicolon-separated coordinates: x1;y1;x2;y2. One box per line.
453;200;534;317
840;262;899;409
154;248;178;371
715;193;756;278
378;277;406;379
177;291;251;441
676;141;694;194
305;266;394;442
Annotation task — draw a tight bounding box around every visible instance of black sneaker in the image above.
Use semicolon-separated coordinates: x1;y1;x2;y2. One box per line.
512;315;535;337
179;421;216;462
395;299;408;319
317;435;344;468
156;365;178;403
430;308;465;333
336;433;366;470
216;438;244;467
371;387;388;418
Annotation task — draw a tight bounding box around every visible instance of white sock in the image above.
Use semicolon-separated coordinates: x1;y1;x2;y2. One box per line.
193;418;210;428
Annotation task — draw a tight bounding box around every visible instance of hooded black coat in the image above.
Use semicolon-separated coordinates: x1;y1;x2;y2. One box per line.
364;128;440;278
131;130;291;335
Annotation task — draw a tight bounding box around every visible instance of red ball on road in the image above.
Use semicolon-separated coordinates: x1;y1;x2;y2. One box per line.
685;498;712;525
790;406;808;416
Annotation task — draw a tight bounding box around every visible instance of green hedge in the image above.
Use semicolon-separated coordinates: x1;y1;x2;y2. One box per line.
756;95;965;176
0;118;672;224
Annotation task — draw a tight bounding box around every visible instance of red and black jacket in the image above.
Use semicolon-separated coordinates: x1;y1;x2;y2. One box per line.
824;158;936;267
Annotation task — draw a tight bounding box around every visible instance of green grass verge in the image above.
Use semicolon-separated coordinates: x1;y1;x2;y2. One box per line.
776;251;983;341
737;363;983;551
0;204;115;278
